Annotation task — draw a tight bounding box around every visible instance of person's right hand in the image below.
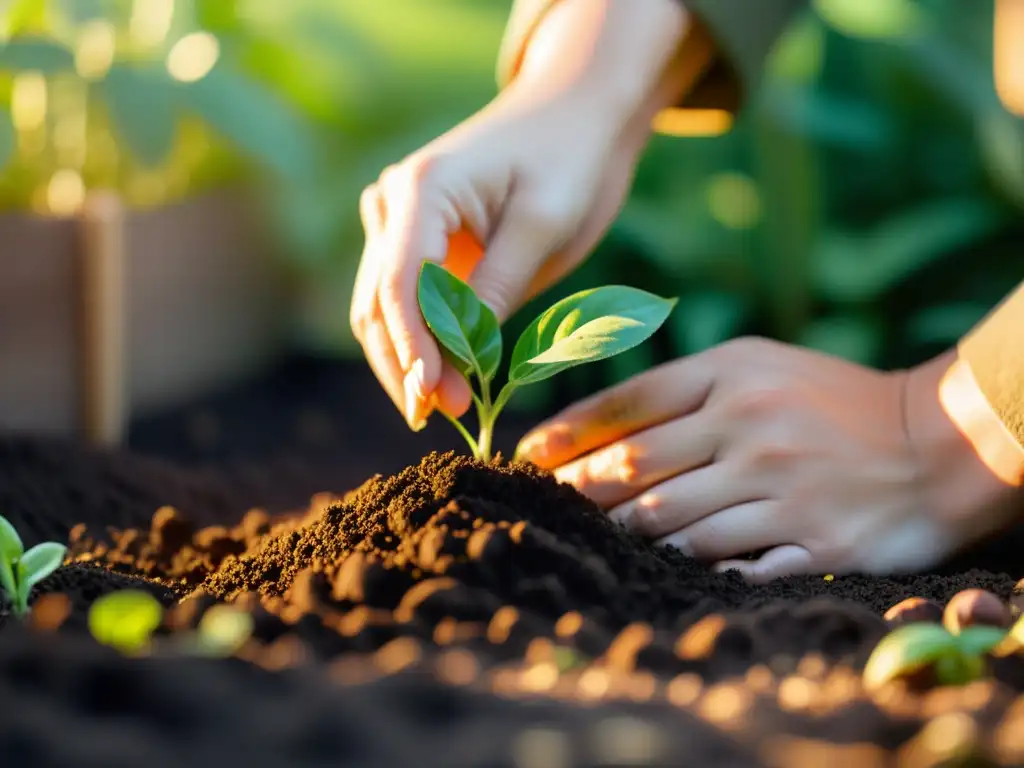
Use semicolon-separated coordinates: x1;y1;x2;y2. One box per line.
350;52;659;430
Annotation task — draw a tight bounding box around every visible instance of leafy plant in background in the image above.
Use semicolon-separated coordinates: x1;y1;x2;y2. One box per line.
417;262;676;461
0;0;318;213
0;514;66;618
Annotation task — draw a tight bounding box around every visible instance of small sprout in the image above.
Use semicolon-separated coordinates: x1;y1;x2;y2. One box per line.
88;590;164;655
823;574;834;582
0;514;67;618
884;596;944;627
194;604;254;657
943;588;1011;634
863;622;1006;691
417;262;676;461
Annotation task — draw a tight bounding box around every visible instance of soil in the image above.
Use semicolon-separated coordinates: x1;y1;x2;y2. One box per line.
4;357;1024;767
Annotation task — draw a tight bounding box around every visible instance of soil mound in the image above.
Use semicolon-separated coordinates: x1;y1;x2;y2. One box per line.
5;437;1024;766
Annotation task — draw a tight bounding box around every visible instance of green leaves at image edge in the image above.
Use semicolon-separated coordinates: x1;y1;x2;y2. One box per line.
418;262;502;382
863;623;1006;690
100;63;178;168
508;286;677;387
863;623;957;690
0;36;74;74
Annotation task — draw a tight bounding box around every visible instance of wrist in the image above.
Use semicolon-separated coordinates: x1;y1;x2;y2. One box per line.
512;0;697;136
904;351;1023;536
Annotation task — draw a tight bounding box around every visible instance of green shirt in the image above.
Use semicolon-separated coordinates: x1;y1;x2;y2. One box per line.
497;0;1024;449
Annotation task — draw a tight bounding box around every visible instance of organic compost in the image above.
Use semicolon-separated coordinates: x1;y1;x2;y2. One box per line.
2;358;1024;767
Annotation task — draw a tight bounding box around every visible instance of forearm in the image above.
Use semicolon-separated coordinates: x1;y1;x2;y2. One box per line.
502;0;713;136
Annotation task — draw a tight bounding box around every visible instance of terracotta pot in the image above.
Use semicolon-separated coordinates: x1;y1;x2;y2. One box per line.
0;189;291;441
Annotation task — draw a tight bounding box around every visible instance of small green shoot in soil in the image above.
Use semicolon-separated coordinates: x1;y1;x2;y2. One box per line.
417;262;677;461
0;514;67;618
862;621;1006;691
88;590;164;655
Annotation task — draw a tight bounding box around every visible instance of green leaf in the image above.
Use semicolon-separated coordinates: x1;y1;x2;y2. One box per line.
0;560;17;611
934;652;985;686
813;0;926;40
88;590;164;654
954;625;1008;657
508;286;676;387
417;262;502;382
180;62;316;181
862;623;958;690
0;108;14;172
17;541;66;594
3;0;49;35
100;63;178;167
0;36;74;73
0;515;24;563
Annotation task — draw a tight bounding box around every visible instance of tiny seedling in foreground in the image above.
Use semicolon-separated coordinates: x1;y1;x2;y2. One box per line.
0;514;67;618
862;621;1006;691
417;262;676;461
89;590;164;654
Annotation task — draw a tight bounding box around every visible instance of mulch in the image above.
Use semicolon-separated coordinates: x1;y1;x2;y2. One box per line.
2;357;1024;767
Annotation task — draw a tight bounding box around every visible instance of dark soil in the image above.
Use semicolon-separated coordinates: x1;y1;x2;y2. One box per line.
4;357;1024;767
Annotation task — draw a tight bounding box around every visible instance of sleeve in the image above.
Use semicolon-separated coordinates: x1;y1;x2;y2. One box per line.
496;0;808;135
958;282;1024;448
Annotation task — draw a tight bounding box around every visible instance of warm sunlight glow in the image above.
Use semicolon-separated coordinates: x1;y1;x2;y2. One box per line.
11;73;47;131
46;170;86;217
994;0;1024;117
129;0;175;50
940;359;1024;488
707;173;762;230
166;32;220;83
652;108;733;137
75;20;116;80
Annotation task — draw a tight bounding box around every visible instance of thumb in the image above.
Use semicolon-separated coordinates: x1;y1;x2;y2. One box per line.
468;202;562;322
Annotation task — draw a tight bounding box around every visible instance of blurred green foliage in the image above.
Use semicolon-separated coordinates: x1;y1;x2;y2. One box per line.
0;0;1021;414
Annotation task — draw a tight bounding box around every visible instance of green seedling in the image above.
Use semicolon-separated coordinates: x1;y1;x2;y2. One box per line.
863;622;1007;691
0;514;67;618
88;590;164;655
193;604;255;657
417;262;677;461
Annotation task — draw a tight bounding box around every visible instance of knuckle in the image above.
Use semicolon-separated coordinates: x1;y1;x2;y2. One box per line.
721;335;773;359
726;386;787;420
742;440;801;474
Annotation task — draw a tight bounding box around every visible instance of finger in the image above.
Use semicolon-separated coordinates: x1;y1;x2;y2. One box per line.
516;356;715;468
436;360;472;419
350;184;385;343
377;165;453;425
655;501;781;562
606;463;760;538
552;412;720;509
712;544;814;584
467;196;564;322
362;310;409;421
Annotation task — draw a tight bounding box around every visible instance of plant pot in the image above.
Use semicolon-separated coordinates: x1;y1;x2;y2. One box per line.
0;189;291;441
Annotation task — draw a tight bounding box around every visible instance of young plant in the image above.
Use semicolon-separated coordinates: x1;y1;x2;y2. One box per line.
862;621;1007;691
417;262;677;461
0;514;67;618
88;590;164;655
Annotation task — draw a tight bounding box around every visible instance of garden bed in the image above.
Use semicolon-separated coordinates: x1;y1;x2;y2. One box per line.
3;358;1024;767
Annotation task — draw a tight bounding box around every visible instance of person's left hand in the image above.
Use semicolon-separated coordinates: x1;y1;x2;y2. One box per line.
514;338;1019;582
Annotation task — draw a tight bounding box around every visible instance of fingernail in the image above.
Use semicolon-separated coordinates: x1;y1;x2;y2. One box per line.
404;360;429;430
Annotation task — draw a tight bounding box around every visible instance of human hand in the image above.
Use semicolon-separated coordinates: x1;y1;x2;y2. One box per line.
349;0;693;430
515;338;1022;582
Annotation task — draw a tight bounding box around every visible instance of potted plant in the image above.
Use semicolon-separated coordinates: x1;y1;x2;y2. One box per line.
0;0;317;444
